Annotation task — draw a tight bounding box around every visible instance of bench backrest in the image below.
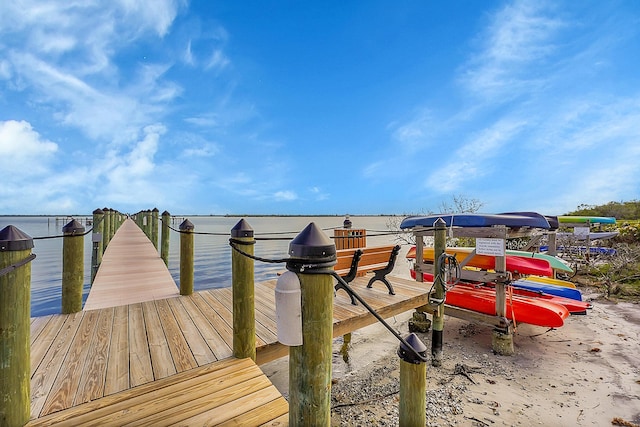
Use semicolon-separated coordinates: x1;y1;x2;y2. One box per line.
334;245;398;272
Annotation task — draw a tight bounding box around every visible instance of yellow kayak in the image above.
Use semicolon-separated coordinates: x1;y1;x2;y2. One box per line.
524;275;576;289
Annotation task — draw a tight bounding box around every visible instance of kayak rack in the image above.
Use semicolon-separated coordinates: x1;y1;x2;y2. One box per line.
410;224;547;355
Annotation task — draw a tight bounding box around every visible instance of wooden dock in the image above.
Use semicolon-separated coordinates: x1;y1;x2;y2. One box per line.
27;219;432;425
84;218;179;310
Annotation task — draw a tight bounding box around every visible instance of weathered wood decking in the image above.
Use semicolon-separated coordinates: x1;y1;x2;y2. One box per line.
28;275;429;423
28;218;432;425
84;218;179;310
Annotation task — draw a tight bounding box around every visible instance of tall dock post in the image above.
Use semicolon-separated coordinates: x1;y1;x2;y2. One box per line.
179;219;194;295
62;219;85;313
161;210;171;266
431;217;446;366
151;208;159;250
0;225;33;426
398;333;428;427
91;208;104;283
288;223;336;426
231;219;256;361
102;208;111;252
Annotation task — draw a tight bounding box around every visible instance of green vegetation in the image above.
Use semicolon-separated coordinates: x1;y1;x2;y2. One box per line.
567;199;640;220
566;200;640;302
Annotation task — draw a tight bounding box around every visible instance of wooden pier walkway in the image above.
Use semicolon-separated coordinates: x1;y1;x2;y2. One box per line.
84;218;179;310
27;219;432;425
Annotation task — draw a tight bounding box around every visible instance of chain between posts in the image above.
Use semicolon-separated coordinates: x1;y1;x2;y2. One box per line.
228;239;429;364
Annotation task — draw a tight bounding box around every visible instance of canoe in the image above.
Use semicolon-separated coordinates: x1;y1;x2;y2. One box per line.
400;213;551;229
412;271;590;314
557;216;616;225
445;285;569;328
524;276;576;289
511;279;583;301
406;246;553;277
506;249;573;273
500;212;559;230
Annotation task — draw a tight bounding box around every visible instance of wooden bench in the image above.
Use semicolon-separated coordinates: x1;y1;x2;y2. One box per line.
26;357;288;426
334;244;401;305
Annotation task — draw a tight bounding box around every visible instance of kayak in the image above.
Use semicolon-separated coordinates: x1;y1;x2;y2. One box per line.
411;270;589;314
456;282;591;314
445;285;569;328
512;279;583;301
557;216;616;225
524;275;576;289
400;213;551;229
506;249;573;273
406;246;553;277
557;231;619;241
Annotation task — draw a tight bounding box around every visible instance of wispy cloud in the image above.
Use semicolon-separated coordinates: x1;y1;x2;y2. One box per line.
459;0;564;102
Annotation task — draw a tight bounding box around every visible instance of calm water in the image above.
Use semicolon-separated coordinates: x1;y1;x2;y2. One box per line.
0;216;412;317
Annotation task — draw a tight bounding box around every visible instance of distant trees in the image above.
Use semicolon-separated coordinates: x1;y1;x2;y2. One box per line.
567;200;640;219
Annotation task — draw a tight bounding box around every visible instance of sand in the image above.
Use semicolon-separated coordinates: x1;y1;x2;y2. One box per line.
262;291;640;426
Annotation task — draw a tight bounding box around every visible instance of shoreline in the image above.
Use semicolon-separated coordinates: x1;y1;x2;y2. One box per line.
263;292;640;426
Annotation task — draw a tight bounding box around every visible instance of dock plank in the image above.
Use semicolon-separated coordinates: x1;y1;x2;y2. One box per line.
31;312;84;418
128;303;154;387
104;305;129;395
167;297;216;366
74;307;114;405
141;300;176;380
41;310;100;416
155;298;198;372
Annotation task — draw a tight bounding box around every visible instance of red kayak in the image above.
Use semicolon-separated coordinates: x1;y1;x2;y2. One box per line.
412;270;590;315
406;246;553;277
445;285;569;328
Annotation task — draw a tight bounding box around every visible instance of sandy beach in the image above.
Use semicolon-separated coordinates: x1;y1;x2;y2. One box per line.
263;288;640;426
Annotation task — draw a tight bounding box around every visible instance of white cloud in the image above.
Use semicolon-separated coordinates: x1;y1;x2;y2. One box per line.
0;120;58;174
274;191;297;201
206;49;230;71
425;118;526;192
460;0;564;100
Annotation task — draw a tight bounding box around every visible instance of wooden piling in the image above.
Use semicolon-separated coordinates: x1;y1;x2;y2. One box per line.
151;208;159;250
431;217;446;366
91;208;104;283
231;219;256;361
179;219;194;296
161;210;170;266
102;208;111;252
0;225;33;426
288;223;335;426
398;333;427;427
62;220;85;314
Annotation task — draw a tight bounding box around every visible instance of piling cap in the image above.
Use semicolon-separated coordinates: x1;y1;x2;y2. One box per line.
231;219;253;238
179;219;195;231
434;217;446;228
63;219;85;234
93;208;104;215
152;207;159;213
0;225;34;251
397;333;427;364
162;210;170;216
288;222;336;262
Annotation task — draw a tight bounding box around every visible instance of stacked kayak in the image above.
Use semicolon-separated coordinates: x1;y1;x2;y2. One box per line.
406;246;554;277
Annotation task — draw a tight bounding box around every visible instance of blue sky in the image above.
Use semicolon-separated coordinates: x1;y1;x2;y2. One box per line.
1;1;639;216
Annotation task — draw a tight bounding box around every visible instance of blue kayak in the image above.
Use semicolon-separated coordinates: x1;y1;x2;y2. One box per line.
400;213;551;230
512;279;583;301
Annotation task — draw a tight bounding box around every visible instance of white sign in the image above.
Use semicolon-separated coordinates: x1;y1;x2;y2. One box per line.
574;227;590;238
476;238;505;256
